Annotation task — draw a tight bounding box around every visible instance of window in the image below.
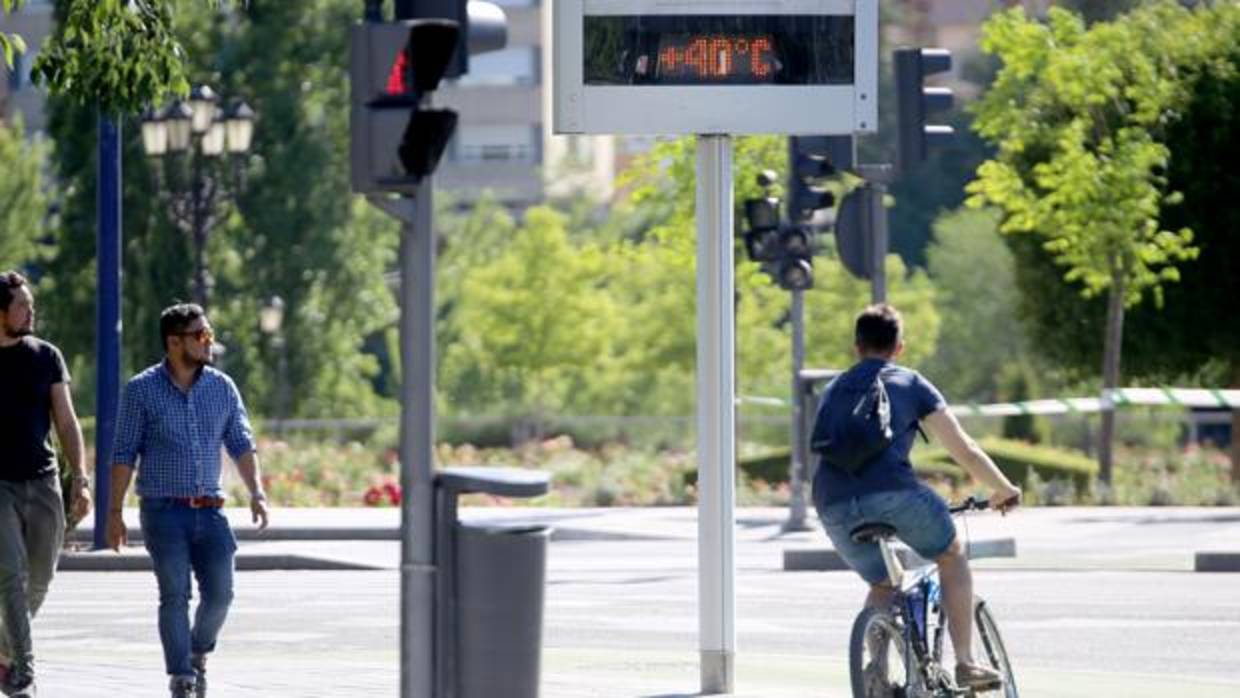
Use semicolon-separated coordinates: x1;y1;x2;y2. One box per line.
454;47;539;87
453;125;539;164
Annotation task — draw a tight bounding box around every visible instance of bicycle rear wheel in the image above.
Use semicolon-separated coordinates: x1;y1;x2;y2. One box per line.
972;599;1018;697
849;606;915;698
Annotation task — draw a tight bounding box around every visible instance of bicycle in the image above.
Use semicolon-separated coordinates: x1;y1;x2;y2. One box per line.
847;496;1017;698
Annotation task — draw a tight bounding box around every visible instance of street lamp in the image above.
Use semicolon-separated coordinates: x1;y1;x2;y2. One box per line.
259;295;289;436
141;86;257;309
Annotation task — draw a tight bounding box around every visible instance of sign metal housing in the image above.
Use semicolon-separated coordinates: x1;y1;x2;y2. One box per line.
553;0;878;135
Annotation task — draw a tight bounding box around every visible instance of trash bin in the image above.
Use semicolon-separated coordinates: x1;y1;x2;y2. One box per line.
435;467;551;698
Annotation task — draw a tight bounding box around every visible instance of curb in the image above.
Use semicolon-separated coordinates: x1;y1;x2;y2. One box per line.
782;537;1017;572
69;525;668;545
1194;552;1240;572
58;551;384;572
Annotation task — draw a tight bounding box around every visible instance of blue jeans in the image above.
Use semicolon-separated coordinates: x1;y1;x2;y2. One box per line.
140;499;236;678
816;484;956;585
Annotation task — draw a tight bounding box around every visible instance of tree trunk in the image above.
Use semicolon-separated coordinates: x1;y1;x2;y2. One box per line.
1098;269;1126;489
1231;363;1240;486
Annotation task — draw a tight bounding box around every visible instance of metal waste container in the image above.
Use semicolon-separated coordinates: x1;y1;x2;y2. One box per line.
435;467;551;698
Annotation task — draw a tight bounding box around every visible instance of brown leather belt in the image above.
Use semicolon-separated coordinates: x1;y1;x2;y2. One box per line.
171;496;226;509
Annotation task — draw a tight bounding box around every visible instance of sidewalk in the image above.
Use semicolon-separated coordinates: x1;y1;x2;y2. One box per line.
65;504;1240;571
39;505;1240;697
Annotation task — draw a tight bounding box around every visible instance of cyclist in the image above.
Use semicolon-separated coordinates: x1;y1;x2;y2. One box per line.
812;303;1021;691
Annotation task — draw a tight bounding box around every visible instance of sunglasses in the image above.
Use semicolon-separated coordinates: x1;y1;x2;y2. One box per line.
177;327;215;344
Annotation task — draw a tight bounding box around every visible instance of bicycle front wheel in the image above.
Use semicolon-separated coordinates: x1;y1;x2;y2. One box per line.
973;599;1018;697
849;606;915;698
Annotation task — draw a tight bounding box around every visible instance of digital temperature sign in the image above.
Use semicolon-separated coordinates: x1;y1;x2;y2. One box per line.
554;1;878;135
583;16;854;86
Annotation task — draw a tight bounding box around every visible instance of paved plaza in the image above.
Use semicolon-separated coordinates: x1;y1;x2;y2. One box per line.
28;506;1240;696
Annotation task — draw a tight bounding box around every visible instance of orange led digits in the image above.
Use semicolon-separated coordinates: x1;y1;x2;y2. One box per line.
751;37;774;78
656;34;776;81
711;37;732;77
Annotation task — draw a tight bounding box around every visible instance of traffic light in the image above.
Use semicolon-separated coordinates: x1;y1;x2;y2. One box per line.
740;171;816;292
774;224;814;292
350;19;460;193
350;2;508;194
787;136;838;223
741;193;782;264
395;0;508;78
894;47;954;172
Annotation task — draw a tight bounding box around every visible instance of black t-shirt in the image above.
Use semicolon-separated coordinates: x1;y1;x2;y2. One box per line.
0;337;69;480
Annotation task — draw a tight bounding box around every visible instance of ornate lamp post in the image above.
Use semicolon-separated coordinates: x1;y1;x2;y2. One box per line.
259;295;289;435
141;85;256;309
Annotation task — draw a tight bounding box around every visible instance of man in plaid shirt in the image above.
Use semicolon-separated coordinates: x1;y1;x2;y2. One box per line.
106;303;269;698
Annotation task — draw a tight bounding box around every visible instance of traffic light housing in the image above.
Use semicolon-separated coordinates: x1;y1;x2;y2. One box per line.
741;195;782;263
774;224;814;292
740;188;816;291
350;3;508;194
395;0;508;78
787;136;838;223
894;47;954;172
350;20;460;193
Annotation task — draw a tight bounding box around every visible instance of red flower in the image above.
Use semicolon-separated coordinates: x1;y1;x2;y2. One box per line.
383;481;402;506
363;487;384;507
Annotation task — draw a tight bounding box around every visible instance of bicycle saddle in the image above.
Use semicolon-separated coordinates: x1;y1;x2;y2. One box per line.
850;522;897;544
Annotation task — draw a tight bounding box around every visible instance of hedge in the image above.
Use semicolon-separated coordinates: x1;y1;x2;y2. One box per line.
736;437;1097;493
914;437;1097;494
733;449;963;485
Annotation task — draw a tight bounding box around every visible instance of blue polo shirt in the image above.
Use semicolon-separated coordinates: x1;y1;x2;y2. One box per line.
112;361;256;499
811;358;946;507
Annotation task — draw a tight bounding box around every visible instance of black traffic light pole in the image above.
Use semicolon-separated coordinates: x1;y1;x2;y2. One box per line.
856;164;894;303
782;136;845;532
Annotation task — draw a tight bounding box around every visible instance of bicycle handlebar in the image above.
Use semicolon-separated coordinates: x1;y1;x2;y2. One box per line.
949;496;991;514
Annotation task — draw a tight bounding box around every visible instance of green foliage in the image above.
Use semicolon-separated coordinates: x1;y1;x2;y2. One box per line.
734;449;963;487
1108;444;1238;507
968;4;1210;309
440;205;614;423
1;0;27;69
0;115;52;271
436;135;939;431
969;3;1240;383
38;0;399;419
32;0;191;115
917;436;1098;495
922;208;1026;402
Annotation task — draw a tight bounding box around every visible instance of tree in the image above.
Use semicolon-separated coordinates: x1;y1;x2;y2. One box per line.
0;115;51;272
38;0;400;419
966;3;1228;485
440;206;615;433
999;13;1240;478
922;208;1027;403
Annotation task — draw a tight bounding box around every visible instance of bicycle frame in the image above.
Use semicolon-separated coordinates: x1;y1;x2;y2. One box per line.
849;496;1016;698
880;538;952;694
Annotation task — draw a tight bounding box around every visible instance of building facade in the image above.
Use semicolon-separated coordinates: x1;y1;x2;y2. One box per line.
0;0;53;132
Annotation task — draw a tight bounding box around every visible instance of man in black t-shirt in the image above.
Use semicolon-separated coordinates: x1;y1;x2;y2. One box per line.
0;271;92;697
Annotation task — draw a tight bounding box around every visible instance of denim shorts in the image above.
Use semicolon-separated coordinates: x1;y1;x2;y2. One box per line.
817;484;956;585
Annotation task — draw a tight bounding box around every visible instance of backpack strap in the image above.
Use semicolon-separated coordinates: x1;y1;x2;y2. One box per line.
914;422;929;444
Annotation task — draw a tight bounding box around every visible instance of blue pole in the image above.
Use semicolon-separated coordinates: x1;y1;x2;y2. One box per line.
93;113;122;550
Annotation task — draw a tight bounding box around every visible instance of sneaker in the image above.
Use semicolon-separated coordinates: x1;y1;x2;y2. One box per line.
169;675;196;698
955;662;1003;691
3;671;35;698
191;654;207;698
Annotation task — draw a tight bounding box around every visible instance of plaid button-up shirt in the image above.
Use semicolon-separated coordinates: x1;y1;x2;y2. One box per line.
112;361;256;499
